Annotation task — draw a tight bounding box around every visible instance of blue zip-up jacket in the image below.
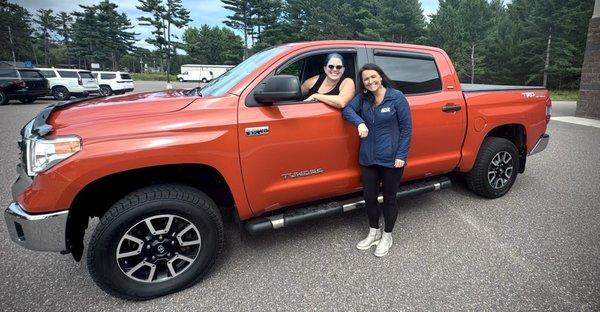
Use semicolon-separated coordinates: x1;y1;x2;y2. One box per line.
342;88;412;168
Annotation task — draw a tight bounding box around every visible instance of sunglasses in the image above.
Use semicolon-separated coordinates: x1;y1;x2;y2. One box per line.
327;65;344;70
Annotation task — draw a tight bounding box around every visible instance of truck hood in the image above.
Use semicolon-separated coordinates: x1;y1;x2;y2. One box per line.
49;90;194;128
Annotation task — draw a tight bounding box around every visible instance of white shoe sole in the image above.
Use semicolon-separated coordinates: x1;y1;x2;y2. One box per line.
356;239;380;250
374;242;392;257
374;249;388;257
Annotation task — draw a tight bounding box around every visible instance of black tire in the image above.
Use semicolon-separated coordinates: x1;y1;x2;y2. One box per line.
201;78;207;83
466;137;520;198
18;97;37;104
52;86;70;100
178;78;184;82
87;184;224;300
0;90;8;105
100;85;112;96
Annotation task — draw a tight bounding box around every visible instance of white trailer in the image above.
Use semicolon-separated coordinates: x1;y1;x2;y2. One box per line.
177;64;234;82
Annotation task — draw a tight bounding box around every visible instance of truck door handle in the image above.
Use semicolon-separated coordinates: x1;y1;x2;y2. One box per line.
245;126;269;136
442;104;462;112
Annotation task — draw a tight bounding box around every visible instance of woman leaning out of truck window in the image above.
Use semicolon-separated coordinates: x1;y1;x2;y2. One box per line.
302;53;355;108
342;63;412;257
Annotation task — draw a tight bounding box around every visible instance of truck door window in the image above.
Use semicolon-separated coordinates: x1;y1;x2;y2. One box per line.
374;54;442;95
276;52;357;89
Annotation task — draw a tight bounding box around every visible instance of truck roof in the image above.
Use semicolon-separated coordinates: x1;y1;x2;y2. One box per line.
279;40;447;54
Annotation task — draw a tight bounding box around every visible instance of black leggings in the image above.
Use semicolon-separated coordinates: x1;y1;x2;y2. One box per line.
360;164;404;232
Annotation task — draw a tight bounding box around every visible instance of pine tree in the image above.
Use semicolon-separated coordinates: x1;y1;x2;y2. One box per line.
222;0;253;59
56;12;73;66
0;0;35;63
380;0;426;43
33;9;58;66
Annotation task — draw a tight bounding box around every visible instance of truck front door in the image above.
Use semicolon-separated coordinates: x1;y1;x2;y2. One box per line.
238;47;367;215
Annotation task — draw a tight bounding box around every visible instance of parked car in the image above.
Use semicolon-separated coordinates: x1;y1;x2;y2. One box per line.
37;68;99;100
91;71;135;96
0;67;49;105
5;40;551;300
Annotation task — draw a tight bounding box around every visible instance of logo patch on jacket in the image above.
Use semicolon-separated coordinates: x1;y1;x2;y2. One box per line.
381;107;391;113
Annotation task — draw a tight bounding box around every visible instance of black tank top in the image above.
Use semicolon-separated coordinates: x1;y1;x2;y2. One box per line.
307;74;344;97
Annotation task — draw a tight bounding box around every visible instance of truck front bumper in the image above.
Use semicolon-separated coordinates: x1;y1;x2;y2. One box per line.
4;202;68;252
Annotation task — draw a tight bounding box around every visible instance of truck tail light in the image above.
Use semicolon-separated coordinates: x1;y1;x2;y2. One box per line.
13;80;26;88
546;98;552;124
78;77;83;85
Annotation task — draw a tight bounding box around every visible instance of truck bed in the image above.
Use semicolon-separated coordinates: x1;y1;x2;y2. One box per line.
462;84;545;92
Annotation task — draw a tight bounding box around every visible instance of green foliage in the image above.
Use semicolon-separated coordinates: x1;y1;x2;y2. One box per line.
70;1;137;70
132;72;178;81
183;25;244;65
33;9;58;66
137;0;191;81
550;89;579;101
0;0;35;62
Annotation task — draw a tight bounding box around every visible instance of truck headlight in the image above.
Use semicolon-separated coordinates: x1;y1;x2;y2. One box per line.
27;136;82;176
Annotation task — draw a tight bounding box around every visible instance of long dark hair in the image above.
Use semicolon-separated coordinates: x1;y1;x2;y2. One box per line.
358;63;395;105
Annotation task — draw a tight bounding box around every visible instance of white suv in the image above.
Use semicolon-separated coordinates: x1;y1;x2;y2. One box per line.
92;71;135;96
37;68;100;100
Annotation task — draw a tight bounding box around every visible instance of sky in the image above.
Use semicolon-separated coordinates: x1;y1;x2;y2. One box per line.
14;0;441;50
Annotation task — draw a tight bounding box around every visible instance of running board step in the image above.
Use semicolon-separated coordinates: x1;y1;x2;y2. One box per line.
244;176;451;234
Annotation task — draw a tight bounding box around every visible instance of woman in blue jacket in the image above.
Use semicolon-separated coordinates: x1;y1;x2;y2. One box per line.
342;63;412;257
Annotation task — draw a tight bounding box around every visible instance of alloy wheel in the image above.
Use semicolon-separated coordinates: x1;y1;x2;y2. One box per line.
115;214;201;283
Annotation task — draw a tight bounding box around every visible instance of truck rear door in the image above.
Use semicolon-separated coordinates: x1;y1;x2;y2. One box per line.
368;47;467;179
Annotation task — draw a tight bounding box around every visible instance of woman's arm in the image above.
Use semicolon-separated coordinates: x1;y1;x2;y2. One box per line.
301;75;319;97
306;78;356;108
394;95;413;163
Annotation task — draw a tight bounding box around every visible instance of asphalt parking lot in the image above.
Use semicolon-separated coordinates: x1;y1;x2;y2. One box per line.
0;96;598;311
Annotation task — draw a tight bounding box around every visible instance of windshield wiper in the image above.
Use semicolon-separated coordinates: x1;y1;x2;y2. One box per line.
184;87;203;97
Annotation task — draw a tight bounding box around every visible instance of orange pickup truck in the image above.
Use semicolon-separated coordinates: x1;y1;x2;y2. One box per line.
4;40;551;299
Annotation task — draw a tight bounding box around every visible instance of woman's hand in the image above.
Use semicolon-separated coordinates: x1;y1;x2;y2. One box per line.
394;159;405;168
358;123;369;138
304;94;318;102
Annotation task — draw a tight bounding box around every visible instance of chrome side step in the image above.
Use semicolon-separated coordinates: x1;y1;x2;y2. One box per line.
244;176;452;234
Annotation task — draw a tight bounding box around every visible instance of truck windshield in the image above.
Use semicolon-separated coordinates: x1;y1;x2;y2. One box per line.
197;46;288;97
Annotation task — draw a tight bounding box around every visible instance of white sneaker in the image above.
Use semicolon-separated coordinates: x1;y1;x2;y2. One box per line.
356;228;382;250
374;231;393;257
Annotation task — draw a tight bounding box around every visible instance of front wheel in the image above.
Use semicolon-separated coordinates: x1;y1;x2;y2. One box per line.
0;91;7;105
465;137;519;198
87;184;224;300
52;87;70;100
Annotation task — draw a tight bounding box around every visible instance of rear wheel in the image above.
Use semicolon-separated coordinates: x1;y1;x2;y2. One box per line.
87;184;224;300
201;78;207;83
52;86;70;100
1;91;9;105
466;137;520;198
99;85;113;96
18;97;37;104
178;78;184;82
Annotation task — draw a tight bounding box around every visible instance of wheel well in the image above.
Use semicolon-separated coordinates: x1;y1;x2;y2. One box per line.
485;124;527;173
52;85;66;90
66;164;235;261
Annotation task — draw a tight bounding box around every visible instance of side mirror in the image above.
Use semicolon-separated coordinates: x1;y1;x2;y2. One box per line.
254;75;302;104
